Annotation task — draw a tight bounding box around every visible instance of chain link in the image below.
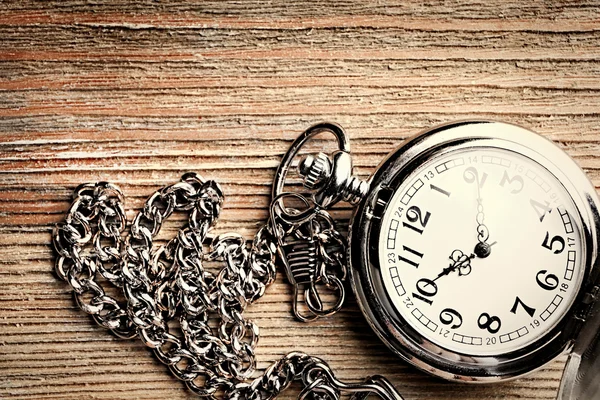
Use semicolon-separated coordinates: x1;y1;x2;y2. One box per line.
53;172;403;400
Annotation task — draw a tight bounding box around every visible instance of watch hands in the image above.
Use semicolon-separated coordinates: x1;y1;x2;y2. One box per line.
433;249;475;281
432;242;498;283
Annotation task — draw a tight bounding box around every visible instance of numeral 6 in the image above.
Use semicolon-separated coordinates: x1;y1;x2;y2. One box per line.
536;270;559;291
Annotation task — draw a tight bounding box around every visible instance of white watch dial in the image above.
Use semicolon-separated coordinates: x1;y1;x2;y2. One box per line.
379;147;584;356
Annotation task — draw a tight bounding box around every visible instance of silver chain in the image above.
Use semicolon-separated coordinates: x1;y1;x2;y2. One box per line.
53;167;404;400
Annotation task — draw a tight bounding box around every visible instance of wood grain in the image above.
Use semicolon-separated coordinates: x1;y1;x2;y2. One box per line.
1;1;599;399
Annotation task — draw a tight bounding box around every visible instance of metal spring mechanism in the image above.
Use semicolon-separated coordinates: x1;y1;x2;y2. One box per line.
271;123;369;322
271;192;347;322
282;237;318;286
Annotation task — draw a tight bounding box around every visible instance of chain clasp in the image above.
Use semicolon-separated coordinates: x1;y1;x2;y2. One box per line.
271;123;368;322
270;193;346;322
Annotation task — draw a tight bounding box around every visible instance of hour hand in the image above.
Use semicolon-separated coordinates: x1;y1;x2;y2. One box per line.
434;250;474;281
434;264;456;281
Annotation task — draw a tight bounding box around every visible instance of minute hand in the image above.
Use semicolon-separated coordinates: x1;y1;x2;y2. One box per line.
476;197;490;243
463;167;491;244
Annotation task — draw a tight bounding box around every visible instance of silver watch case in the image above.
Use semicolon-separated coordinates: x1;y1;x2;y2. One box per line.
349;120;600;382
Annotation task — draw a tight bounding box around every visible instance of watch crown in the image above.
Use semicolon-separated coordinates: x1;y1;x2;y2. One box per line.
298;152;332;189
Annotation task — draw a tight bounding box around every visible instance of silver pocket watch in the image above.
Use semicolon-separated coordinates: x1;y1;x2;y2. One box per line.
278;120;600;399
55;119;600;400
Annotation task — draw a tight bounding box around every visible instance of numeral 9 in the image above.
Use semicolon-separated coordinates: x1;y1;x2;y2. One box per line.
439;308;463;329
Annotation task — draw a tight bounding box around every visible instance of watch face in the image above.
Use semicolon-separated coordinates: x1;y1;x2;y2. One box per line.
379;146;585;356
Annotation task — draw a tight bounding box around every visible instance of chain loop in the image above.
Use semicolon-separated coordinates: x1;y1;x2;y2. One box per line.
54;168;403;398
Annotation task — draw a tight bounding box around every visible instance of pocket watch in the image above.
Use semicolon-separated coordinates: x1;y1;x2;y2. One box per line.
285;121;600;396
54;120;600;400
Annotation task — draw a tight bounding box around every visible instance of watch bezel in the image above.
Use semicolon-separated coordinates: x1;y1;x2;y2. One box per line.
349;120;600;382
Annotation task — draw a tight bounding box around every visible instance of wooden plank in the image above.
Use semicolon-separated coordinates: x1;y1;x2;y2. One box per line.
1;1;599;399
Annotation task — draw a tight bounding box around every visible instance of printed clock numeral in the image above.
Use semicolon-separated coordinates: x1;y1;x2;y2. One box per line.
478;313;502;334
536;270;559;291
530;199;552;222
541;232;565;254
500;170;524;194
412;278;437;305
398;246;423;268
463;167;488;188
510;296;536;317
430;184;451;197
439;308;463;329
402;205;431;235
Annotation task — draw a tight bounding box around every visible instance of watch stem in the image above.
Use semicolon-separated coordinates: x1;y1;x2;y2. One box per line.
298;152;332;189
342;176;369;205
298;153;369;204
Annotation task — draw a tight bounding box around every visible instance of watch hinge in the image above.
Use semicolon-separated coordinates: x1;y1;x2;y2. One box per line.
576;285;600;321
370;186;394;221
364;204;375;221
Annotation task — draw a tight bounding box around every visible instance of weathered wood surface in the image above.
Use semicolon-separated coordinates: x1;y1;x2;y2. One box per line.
1;1;599;399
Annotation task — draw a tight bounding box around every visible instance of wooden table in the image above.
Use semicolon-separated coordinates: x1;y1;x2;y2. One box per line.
2;1;599;399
